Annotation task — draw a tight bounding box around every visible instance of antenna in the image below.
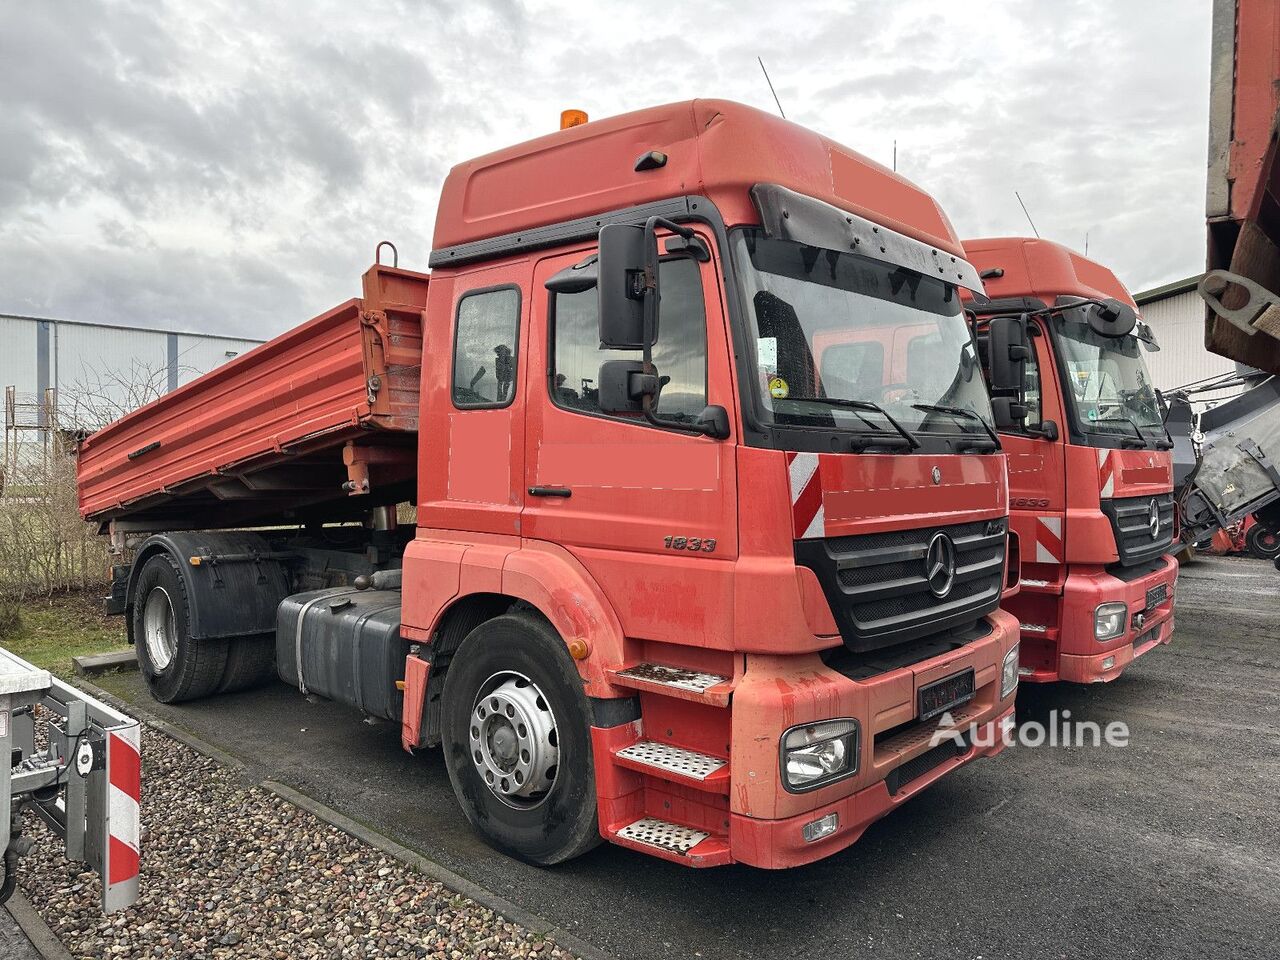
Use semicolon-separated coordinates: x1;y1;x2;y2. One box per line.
893;139;897;172
1084;232;1090;256
1015;191;1040;238
757;57;786;119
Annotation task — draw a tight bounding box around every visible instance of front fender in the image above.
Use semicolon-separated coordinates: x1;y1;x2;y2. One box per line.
501;540;628;697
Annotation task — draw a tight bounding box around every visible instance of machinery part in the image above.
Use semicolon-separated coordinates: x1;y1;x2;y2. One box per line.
440;613;600;865
1245;522;1280;560
131;555;228;703
1199;270;1280;339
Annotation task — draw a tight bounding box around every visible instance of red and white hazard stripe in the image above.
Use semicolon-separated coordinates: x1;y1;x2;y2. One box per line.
1034;516;1063;563
1097;449;1115;498
105;724;141;912
786;451;825;539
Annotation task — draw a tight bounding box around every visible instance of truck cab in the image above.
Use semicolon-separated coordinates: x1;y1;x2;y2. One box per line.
80;100;1021;869
963;237;1177;683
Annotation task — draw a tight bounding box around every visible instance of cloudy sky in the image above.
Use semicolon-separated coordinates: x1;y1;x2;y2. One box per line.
2;0;1211;340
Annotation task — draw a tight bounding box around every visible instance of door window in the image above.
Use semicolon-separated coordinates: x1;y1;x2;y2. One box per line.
551;257;707;422
452;287;521;408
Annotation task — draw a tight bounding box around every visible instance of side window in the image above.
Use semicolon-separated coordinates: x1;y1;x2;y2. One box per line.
452;287;521;408
551;257;708;421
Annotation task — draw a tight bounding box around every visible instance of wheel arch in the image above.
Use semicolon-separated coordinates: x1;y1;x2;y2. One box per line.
126;532;290;641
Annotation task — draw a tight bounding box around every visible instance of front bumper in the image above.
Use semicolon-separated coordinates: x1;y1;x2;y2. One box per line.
1021;554;1178;684
731;705;1016;868
727;608;1021;868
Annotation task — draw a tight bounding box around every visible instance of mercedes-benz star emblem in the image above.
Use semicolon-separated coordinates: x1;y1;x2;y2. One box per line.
925;532;957;599
1148;499;1161;540
931;466;942;485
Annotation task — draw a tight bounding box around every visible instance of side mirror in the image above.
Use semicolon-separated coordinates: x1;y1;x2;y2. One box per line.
1032;419;1059;441
694;404;731;440
989;316;1029;392
1087;298;1138;338
992;396;1028;430
597;359;658;414
597;224;650;349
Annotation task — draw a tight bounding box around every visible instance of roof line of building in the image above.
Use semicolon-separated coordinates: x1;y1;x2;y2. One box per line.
0;312;266;344
1134;274;1203;305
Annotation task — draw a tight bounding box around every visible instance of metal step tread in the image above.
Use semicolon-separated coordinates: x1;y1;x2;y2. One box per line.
613;663;729;693
616;740;727;781
616;817;710;855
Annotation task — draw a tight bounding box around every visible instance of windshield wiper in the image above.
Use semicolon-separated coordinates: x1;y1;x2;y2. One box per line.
911;403;1000;448
1089;414;1148;449
801;397;921;449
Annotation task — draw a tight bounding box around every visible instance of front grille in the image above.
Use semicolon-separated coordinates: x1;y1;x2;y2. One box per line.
1101;493;1174;566
797;519;1006;653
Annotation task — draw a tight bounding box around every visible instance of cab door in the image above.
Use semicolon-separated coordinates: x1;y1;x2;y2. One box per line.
522;229;739;650
1004;323;1068;582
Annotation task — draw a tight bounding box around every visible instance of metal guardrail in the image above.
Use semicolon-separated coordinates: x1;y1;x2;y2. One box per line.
0;647;140;914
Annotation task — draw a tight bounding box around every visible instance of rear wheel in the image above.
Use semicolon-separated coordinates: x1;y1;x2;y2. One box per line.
132;555;228;703
440;613;600;865
1246;523;1280;560
217;635;276;693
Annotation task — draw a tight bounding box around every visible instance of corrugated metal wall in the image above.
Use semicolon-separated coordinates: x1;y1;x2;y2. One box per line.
1;315;261;432
1139;288;1236;392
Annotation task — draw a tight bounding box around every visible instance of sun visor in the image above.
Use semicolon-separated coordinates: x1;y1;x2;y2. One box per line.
750;184;985;294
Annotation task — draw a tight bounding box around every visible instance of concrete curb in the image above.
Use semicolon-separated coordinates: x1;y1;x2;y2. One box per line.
72;650;137;677
71;677;615;960
4;893;76;960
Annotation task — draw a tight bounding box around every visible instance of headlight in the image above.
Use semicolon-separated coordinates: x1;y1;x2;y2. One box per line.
781;719;859;792
1094;602;1128;641
1001;643;1020;699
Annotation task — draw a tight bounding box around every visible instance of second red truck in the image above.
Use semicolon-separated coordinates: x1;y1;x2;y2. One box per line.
964;238;1178;684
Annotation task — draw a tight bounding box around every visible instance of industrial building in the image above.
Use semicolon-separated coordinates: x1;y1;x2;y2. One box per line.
2;313;261;466
1134;274;1240;398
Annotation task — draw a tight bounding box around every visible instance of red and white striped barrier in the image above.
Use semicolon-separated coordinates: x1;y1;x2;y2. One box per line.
104;724;141;913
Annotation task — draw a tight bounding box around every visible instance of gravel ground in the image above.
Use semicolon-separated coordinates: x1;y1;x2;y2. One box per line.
15;728;579;960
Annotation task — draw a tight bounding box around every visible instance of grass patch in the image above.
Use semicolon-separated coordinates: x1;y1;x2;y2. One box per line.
5;591;130;674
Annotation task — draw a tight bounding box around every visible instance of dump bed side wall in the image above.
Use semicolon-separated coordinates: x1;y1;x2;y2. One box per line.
78;267;426;524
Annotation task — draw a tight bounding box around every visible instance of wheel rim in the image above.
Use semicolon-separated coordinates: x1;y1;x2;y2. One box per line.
1258;531;1280;555
142;586;178;672
468;671;559;809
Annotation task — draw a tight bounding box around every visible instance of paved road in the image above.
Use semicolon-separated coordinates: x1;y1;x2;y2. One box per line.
99;554;1280;960
0;909;40;960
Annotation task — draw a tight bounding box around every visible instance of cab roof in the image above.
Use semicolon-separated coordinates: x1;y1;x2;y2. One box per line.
962;236;1139;311
432;99;964;260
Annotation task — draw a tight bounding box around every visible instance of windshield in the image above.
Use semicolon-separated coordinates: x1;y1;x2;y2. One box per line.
1052;307;1163;440
731;229;994;441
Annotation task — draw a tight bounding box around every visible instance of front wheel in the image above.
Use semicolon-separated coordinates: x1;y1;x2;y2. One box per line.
440;613;601;865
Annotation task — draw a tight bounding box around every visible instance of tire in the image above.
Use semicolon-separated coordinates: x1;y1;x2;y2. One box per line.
217;635;277;694
440;613;601;866
1246;523;1280;560
132;554;228;703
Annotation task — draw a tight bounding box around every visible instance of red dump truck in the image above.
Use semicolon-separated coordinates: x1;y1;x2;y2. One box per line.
961;239;1177;683
77;100;1023;869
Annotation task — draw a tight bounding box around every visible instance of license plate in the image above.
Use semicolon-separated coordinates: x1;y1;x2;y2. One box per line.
1146;583;1169;609
918;669;976;721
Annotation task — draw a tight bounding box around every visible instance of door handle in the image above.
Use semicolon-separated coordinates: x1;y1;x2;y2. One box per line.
528;486;572;498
